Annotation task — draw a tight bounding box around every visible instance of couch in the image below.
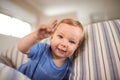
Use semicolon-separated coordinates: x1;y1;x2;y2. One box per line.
0;19;120;80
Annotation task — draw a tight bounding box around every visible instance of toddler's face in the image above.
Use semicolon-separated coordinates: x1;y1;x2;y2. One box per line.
50;23;83;60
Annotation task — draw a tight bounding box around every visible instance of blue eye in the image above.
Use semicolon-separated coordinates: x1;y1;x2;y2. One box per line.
69;40;76;44
58;35;63;39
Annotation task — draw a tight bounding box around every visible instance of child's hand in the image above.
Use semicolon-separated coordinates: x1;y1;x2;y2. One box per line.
35;19;57;40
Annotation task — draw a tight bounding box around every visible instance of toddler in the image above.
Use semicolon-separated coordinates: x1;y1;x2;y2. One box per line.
18;18;84;80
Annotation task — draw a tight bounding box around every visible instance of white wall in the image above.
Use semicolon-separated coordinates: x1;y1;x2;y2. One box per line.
0;34;20;53
36;1;120;26
38;12;77;25
76;1;120;25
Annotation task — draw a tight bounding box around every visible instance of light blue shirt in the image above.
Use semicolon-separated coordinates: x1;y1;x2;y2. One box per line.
18;43;71;80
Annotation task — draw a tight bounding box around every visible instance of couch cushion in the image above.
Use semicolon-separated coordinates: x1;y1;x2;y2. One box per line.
0;45;28;69
69;19;120;80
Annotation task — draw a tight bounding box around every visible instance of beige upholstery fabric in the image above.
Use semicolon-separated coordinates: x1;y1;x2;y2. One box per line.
0;45;28;69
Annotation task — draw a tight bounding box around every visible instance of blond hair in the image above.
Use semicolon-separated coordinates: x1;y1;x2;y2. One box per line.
56;18;85;46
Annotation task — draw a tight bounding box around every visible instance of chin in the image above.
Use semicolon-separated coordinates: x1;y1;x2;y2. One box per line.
54;52;65;59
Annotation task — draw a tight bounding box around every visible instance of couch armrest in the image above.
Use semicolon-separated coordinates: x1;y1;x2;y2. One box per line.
0;45;28;69
0;38;50;69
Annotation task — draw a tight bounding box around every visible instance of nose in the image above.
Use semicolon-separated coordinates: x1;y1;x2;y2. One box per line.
60;39;68;48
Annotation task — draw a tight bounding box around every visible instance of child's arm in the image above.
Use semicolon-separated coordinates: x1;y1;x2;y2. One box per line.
17;19;57;54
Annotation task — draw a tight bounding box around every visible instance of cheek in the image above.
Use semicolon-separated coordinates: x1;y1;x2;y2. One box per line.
67;46;77;56
50;38;58;49
50;36;60;45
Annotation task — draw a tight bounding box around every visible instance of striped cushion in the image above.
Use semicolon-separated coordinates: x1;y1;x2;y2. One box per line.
69;19;120;80
0;45;28;69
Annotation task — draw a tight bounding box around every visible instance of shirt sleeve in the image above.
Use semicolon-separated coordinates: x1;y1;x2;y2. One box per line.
28;43;46;59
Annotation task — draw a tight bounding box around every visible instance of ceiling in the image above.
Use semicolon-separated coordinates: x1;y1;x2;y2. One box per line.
0;0;120;26
9;0;119;16
26;0;90;16
0;0;118;15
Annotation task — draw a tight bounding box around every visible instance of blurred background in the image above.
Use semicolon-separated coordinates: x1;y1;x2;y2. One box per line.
0;0;120;52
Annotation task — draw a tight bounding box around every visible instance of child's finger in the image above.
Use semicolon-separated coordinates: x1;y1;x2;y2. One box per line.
49;19;57;29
